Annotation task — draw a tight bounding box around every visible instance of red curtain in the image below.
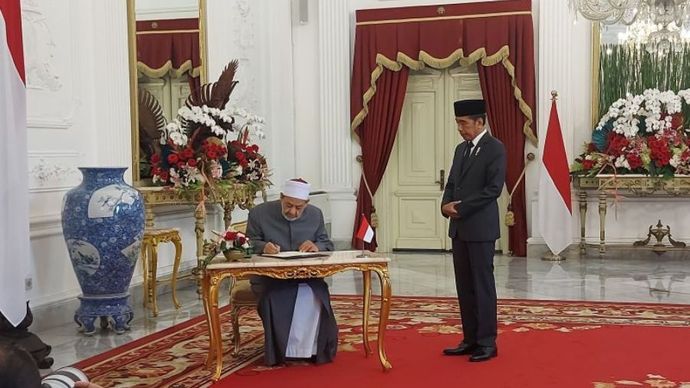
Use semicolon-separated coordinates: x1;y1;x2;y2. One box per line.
352;69;409;250
479;65;529;256
350;0;536;255
136;18;201;100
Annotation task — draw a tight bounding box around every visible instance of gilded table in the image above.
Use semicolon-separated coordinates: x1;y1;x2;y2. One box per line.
573;175;690;255
201;250;393;381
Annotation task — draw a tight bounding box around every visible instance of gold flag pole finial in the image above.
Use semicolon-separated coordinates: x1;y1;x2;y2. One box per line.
551;90;558;101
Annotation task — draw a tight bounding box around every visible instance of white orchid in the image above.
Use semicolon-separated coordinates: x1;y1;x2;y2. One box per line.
596;88;690;139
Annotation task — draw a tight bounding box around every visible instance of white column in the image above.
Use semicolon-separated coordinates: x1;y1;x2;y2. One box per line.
90;0;133;181
318;0;351;192
318;0;356;243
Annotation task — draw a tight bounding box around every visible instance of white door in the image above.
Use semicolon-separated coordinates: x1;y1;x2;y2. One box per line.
386;70;448;250
375;65;509;252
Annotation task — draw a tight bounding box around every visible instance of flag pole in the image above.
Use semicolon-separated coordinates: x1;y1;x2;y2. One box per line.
357;238;369;258
541;90;566;262
356;213;371;258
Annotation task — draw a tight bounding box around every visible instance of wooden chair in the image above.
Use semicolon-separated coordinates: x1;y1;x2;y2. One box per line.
140;228;183;317
228;221;258;355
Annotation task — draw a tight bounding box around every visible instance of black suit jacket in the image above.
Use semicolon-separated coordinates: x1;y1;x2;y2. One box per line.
442;133;506;242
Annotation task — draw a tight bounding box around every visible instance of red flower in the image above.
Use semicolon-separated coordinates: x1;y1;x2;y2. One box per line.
224;231;238;241
167;153;179;165
159;171;169;181
235;151;245;160
606;134;629;157
582;160;594;170
207;150;218;159
237;236;246;245
187;159;197;167
177;161;185;169
151;154;160;164
627;154;642;170
181;148;194;160
648;136;671;167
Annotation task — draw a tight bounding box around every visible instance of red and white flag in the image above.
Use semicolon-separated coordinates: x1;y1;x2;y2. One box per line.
1;0;30;326
356;214;374;243
538;98;573;255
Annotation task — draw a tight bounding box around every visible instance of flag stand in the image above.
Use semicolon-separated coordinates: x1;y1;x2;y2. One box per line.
541;249;566;262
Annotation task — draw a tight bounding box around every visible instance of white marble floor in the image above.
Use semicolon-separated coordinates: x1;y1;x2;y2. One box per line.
35;247;690;372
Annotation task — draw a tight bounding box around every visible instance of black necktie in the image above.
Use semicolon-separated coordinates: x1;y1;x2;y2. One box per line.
461;141;474;173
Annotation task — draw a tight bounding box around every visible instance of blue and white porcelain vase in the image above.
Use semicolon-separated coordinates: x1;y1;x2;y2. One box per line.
61;167;144;335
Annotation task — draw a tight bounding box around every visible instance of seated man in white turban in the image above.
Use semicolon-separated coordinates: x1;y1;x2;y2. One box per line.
246;178;337;366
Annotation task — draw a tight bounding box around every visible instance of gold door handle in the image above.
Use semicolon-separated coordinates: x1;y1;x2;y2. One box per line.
435;169;445;191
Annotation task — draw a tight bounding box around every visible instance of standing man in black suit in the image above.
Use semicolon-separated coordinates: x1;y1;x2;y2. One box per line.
441;99;506;362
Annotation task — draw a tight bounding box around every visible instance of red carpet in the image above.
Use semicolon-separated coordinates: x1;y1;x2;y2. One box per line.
75;296;690;387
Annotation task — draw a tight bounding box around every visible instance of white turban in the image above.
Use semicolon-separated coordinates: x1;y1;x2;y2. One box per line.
282;179;311;200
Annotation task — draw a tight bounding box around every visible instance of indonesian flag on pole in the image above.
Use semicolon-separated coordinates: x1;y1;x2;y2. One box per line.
0;0;30;326
356;214;374;243
538;97;573;255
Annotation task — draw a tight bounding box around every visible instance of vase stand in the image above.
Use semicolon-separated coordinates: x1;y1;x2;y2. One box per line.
74;294;133;335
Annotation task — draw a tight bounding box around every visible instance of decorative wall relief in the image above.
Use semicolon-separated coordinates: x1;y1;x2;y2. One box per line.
29;154;80;192
22;0;62;91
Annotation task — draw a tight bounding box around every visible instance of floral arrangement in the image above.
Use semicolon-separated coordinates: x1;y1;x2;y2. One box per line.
572;88;690;178
140;60;270;197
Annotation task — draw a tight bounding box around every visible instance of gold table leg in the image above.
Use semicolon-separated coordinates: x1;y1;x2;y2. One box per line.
171;235;183;309
149;242;159;317
362;270;372;356
579;191;587;255
194;205;206;296
598;191;607;255
209;275;224;381
202;272;215;369
141;240;149;308
373;268;392;371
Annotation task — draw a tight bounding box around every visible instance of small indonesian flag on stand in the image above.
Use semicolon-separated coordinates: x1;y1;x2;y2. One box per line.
356;214;374;244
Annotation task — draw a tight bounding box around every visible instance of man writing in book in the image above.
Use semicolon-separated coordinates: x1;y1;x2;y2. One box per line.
246;178;337;366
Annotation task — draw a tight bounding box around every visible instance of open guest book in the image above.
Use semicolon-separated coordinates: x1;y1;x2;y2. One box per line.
260;251;331;259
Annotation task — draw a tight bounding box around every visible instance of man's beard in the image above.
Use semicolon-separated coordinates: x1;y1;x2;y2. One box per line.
282;212;301;222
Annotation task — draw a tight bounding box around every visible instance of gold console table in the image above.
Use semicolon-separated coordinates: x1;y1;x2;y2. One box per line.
136;185;265;269
573;175;690;255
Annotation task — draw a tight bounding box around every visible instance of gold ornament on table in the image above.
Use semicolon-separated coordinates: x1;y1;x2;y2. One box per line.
633;219;687;254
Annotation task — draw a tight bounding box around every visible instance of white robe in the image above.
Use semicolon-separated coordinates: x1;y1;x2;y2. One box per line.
285;283;321;357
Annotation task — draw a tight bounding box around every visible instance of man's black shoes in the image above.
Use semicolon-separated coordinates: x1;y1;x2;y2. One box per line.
469;346;498;362
442;342;477;356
